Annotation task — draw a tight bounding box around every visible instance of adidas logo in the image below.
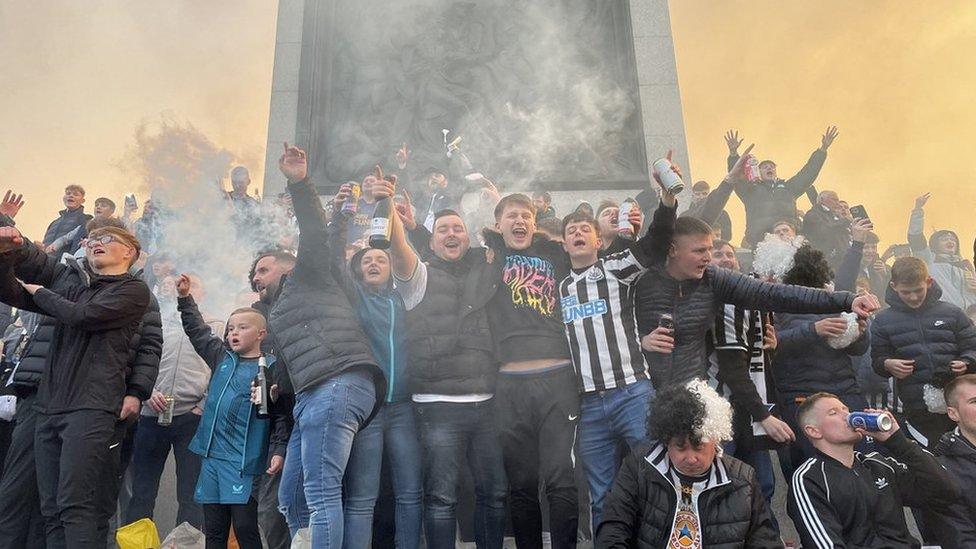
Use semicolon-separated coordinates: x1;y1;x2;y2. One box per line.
875;477;889;490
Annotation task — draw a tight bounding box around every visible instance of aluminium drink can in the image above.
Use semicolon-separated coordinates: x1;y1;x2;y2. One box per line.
341;183;361;216
652;158;684;195
848;411;892;432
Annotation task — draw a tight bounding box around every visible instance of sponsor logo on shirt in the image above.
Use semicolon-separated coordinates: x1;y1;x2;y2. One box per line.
560;295;608;323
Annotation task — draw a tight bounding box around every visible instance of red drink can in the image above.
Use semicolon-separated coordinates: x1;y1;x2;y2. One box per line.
743;155;761;182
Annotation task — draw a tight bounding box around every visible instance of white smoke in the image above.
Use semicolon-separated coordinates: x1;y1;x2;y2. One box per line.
118;114;292;318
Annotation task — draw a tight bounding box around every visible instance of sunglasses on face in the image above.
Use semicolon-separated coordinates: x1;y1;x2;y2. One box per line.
85;235;122;249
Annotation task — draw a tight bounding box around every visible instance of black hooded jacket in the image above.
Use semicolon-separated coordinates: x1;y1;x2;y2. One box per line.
0;243;150;414
871;282;976;411
267;178;385;422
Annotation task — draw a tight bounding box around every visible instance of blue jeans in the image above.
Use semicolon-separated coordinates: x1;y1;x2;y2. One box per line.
124;413;203;528
578;379;653;527
278;369;377;549
341;401;422;549
414;400;508;549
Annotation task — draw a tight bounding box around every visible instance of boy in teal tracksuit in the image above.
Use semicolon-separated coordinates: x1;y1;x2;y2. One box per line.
176;274;289;549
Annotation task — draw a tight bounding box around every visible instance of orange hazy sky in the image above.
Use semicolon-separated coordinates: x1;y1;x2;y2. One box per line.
3;1;975;251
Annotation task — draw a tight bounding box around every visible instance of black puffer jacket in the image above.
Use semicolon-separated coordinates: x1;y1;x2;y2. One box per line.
596;442;780;548
7;312;51;394
925;428;976;548
42;207;92;247
634;264;855;389
773;311;868;399
0;244;150;414
871;283;976;411
268;178;384;420
123;293;162;401
405;249;498;396
729;149;827;247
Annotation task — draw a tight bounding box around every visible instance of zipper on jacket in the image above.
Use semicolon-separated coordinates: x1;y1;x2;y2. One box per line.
204;352;237;454
387;297;396;403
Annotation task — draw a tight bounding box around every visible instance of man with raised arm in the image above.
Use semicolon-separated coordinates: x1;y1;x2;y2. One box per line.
385;168;508;549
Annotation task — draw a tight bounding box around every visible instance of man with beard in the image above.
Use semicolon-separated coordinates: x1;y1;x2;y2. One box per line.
388;174;508;549
267;143;385;549
247;249;297;549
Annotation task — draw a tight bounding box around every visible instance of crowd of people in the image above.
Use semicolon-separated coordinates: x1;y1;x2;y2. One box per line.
0;126;974;549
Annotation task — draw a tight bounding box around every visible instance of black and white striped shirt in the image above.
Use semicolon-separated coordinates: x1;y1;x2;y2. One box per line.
707;303;775;437
559;248;649;393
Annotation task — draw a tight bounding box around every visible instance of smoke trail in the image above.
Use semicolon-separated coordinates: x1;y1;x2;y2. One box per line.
118;114;291;318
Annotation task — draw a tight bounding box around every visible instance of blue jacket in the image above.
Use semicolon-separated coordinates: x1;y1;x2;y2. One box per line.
179;295;285;476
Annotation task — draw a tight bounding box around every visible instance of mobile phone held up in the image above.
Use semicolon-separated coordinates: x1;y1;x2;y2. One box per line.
849;204;869;222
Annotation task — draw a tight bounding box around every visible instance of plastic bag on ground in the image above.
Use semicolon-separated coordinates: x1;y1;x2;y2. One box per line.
116;518;161;549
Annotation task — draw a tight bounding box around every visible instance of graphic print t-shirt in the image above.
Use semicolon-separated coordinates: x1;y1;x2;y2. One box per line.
486;240;571;364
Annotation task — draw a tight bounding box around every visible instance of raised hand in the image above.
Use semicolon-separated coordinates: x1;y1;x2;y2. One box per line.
850;218;874;243
914;192;931;210
0;191;25;219
652;150;682;207
394;190;417;230
395;143;410;170
0;226;24;253
371;165;396;200
627;203;643;234
480;178;501;204
724;130;743;154
176;273;192;298
726;143;756;182
820;125;839;151
333;183;353;214
279;142;308;183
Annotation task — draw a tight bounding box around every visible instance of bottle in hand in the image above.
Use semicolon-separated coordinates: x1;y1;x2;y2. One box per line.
369;194;393;249
254;356;270;419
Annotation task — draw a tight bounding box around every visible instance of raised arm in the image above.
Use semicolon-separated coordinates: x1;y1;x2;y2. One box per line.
176;277;225;369
785;126;836;197
874;421;960;509
713;267;870;317
390;185;420;280
907;193;931;256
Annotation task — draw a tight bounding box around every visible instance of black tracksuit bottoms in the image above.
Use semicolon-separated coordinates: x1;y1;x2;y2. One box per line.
34;409;117;549
495;364;580;549
0;393;45;549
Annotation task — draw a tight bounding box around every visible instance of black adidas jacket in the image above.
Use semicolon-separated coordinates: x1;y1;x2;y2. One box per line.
788;429;958;549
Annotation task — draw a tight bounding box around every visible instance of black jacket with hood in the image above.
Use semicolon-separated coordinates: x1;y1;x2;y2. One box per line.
268;178;385;422
871;282;976;412
0;242;151;414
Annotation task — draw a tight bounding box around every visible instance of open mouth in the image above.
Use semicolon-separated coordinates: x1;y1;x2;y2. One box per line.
230;337;241;347
512;227;527;239
572;238;587;248
92;248;106;255
444;239;460;249
366;267;381;276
